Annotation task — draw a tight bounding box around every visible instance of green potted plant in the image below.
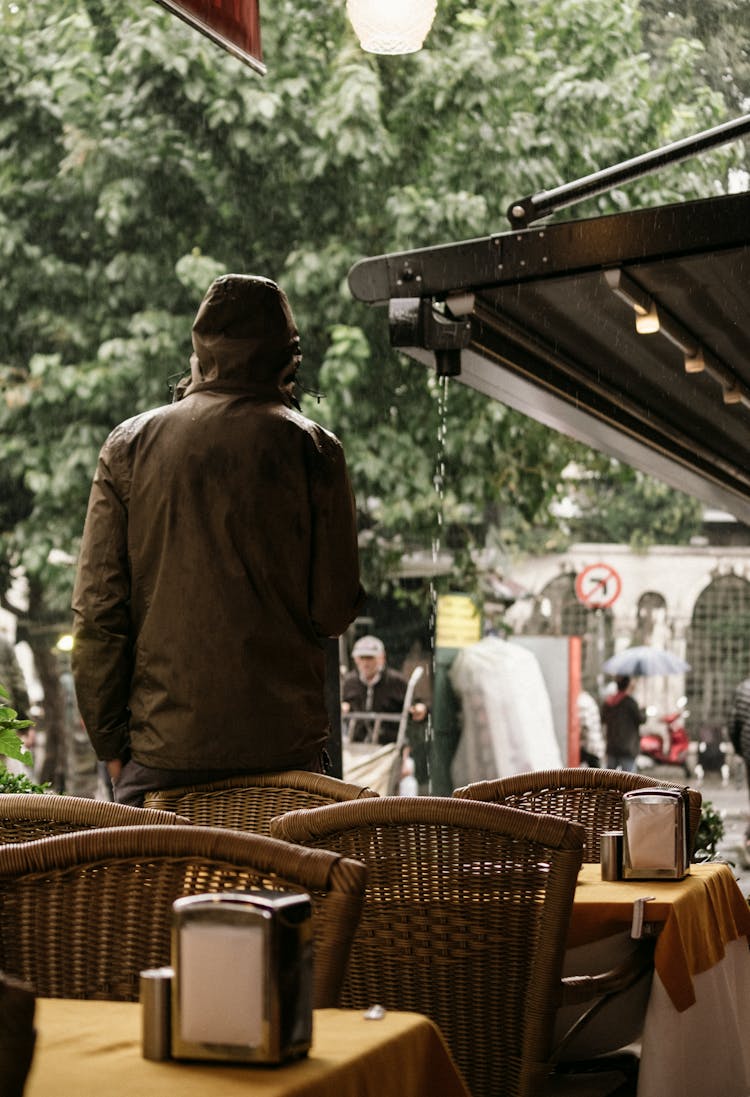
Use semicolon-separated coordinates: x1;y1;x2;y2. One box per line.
693;800;726;863
0;683;47;794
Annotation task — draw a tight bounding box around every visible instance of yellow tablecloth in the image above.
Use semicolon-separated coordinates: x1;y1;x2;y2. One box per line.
25;1000;471;1097
570;861;750;1010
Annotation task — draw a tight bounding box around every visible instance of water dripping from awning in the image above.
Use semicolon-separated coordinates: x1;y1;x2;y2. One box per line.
427;374;451;788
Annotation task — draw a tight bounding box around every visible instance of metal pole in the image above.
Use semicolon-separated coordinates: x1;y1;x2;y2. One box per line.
324;638;343;778
507;112;750;228
430;646;461;795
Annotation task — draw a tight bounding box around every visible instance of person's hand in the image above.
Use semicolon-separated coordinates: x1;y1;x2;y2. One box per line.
106;758;123;784
409;702;428;722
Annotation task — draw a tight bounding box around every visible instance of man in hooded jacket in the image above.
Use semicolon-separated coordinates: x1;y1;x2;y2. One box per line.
72;274;364;805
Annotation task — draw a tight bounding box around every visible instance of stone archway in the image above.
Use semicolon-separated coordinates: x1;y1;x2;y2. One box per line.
634;591;670;649
633;591;679;718
524;571;613;694
686;572;750;731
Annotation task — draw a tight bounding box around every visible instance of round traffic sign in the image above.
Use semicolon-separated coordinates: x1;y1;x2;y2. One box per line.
575;563;622;609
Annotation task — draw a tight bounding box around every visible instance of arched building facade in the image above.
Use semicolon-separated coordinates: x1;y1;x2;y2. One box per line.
507;543;750;734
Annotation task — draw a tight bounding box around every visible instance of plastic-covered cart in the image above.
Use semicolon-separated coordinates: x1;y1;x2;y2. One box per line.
341;666;424;796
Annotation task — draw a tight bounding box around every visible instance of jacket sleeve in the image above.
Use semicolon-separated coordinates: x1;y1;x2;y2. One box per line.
71;446;133;762
307;428;365;638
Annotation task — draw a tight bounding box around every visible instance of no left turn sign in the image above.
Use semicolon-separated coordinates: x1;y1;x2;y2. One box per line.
574;563;622;609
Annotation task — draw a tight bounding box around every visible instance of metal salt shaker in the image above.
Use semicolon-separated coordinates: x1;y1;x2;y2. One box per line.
140;966;173;1060
600;830;624;881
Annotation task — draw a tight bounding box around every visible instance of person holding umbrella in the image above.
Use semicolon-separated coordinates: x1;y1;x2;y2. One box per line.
602;646;690;678
601;675;646;772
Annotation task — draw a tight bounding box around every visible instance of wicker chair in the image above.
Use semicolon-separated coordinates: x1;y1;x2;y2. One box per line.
453;768;703;862
0;971;35;1097
0;825;366;1007
270;795;601;1097
143;770;378;834
0;794;190;843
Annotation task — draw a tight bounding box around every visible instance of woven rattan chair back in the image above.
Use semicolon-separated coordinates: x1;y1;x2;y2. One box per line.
270;796;585;1097
0;970;35;1097
143;770;378;833
0;794;190;844
453;767;702;862
0;825;365;1007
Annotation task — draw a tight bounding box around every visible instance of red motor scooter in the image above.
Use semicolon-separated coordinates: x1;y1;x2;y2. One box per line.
639;698;690;775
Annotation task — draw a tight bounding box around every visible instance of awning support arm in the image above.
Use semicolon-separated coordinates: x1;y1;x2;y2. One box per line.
507;112;750;228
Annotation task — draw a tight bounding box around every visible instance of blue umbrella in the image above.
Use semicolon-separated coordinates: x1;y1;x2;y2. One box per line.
602;646;690;677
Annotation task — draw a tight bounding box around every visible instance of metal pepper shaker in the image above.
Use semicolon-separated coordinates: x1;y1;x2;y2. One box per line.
140;967;173;1060
600;830;623;881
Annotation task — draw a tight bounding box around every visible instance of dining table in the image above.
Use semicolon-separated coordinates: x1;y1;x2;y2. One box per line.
566;861;750;1097
24;998;471;1097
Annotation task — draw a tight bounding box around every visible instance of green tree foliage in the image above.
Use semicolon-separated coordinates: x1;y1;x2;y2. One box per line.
0;681;47;795
0;0;739;647
0;684;33;769
560;458;704;548
642;0;750;117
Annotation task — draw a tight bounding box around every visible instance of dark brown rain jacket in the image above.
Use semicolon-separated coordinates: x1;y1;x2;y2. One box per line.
71;275;364;773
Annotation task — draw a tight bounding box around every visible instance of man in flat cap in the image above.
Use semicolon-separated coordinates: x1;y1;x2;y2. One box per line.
341;634;427;743
72;274;364;805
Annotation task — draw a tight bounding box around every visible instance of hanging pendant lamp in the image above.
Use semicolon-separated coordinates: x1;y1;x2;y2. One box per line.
346;0;437;55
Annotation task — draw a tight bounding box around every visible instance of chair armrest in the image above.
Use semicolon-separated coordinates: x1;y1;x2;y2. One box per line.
559;941;656;1007
552;940;656;1063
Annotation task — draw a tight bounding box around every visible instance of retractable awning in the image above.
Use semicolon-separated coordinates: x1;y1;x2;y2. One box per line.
348;123;750;522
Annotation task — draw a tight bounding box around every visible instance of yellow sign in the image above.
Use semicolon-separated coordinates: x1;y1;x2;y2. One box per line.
435;594;482;649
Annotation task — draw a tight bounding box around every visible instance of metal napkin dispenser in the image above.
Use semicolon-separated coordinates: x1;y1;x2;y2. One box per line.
622;788;690;880
170;890;313;1064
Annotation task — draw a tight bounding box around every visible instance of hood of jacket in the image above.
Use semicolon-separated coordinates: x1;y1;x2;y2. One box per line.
189;274;299;387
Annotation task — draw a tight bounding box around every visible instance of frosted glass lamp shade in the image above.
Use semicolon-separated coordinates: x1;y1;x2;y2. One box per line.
347;0;437;55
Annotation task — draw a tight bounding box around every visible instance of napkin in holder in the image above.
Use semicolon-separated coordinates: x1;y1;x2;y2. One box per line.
170;890;313;1064
622;788;689;880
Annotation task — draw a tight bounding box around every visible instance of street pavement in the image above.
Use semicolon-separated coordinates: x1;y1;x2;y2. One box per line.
639;755;750;898
697;765;750;898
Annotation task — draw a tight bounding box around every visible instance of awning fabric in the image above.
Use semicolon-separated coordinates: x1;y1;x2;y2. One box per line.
348;191;750;522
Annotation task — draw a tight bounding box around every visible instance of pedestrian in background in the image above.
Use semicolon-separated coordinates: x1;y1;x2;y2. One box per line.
729;674;750;846
577;688;605;767
601;675;645;772
60;665;99;798
341;635;428;743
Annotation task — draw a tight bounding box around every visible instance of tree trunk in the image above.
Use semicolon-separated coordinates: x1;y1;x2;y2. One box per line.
26;632;65;790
